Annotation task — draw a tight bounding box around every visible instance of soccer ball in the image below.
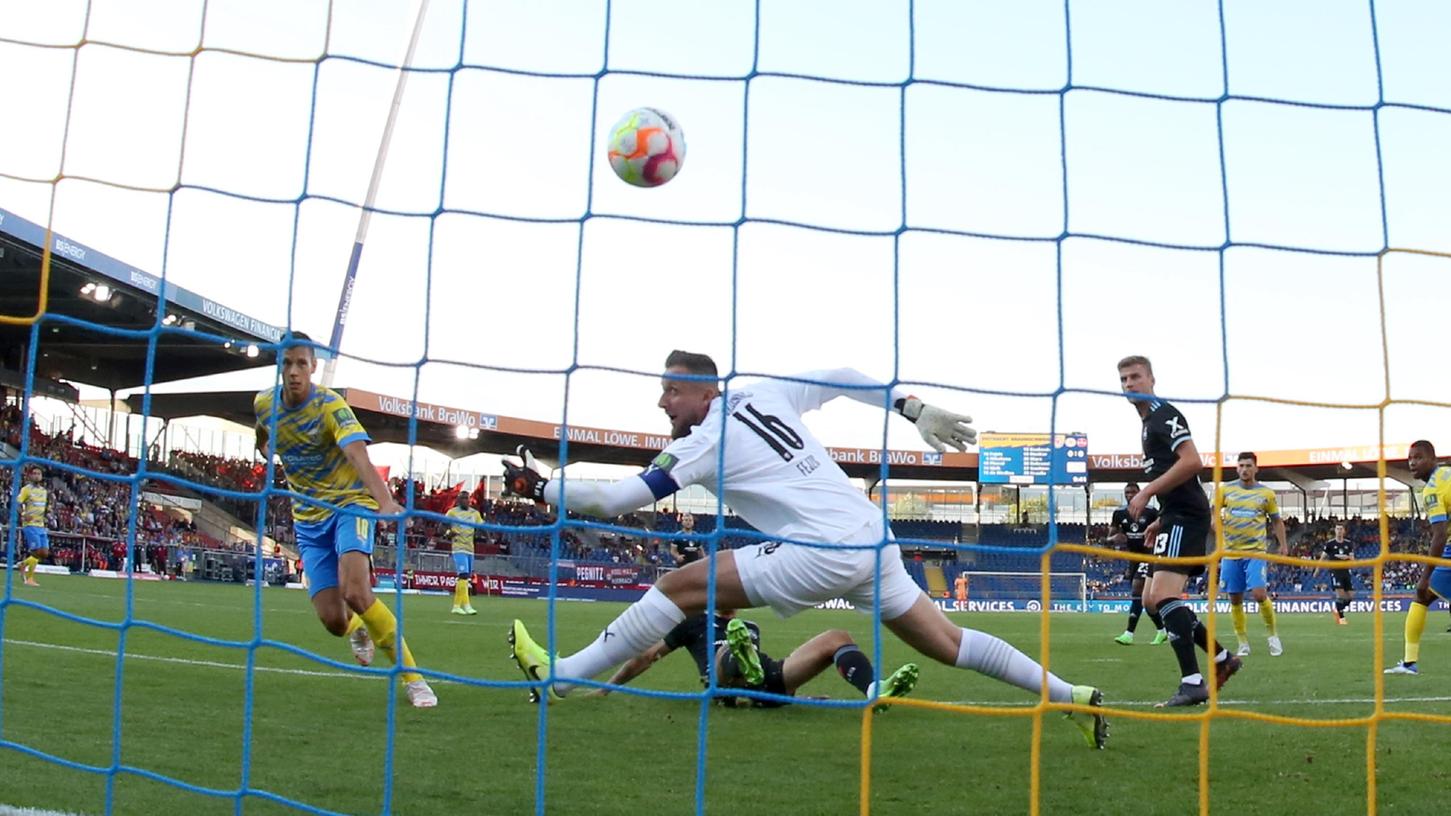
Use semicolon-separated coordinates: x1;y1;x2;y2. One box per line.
607;107;685;188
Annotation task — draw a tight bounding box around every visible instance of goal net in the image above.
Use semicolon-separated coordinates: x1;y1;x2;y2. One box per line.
2;1;1447;815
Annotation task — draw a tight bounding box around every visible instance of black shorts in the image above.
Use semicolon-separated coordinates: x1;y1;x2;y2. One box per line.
1331;568;1354;592
1150;514;1210;577
1124;546;1152;581
717;652;793;708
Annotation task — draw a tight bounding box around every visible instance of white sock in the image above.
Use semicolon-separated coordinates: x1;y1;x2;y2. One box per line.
553;586;685;694
1183;672;1204;685
956;628;1074;703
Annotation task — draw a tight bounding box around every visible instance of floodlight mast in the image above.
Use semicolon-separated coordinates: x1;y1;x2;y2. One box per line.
322;0;432;386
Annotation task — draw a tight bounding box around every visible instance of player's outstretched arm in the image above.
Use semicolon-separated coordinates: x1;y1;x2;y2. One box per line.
785;369;975;452
503;447;662;518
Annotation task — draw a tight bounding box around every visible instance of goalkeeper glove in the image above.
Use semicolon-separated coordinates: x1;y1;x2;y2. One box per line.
503;446;548;501
896;396;976;453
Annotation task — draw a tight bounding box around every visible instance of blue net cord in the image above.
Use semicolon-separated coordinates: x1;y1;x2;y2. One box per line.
0;0;1440;813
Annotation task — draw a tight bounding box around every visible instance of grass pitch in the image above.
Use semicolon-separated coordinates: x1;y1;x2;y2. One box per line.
0;575;1446;815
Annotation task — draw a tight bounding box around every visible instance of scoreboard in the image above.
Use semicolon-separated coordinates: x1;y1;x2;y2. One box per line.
978;432;1089;485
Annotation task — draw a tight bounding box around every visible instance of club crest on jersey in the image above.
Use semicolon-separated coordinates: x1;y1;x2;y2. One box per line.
651;452;678;473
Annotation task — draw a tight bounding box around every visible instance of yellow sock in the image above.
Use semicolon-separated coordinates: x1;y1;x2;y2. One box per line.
344;613;364;636
453;578;470;608
360;600;423;684
22;556;38;579
1230;602;1248;641
1259;597;1278;636
1405;601;1428;664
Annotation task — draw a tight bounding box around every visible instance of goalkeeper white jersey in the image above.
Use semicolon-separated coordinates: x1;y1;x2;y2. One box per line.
646;376;886;548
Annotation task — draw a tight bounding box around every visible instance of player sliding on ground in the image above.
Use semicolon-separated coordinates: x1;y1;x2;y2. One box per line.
594;609;920;711
1385;440;1450;675
503;351;1107;749
255;332;437;708
1117;355;1240;707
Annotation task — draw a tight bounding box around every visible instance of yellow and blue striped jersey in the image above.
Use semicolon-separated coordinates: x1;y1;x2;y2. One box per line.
1421;465;1451;526
16;484;47;528
1215;480;1279;552
446;506;483;553
254;385;377;524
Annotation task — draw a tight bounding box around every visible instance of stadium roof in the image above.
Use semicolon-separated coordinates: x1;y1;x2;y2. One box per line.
0;206;283;391
127;387;1419;487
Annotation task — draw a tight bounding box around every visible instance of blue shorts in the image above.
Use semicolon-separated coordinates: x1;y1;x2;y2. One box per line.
1220;556;1267;595
22;527;49;552
452;552;473;575
1429;546;1451;600
295;513;375;598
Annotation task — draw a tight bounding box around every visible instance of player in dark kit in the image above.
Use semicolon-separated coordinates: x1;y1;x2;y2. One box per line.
669;511;702;565
595;611;919;709
1108;482;1166;646
1118;356;1240;707
1318;523;1356;624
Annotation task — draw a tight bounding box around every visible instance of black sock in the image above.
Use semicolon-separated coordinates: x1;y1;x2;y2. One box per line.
1147;609;1164;630
1192;619;1226;658
1160;600;1203;680
833;645;875;696
1334;599;1347;618
1127;596;1143;633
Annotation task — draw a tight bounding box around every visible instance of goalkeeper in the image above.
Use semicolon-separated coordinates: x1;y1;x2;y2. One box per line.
504;351;1106;749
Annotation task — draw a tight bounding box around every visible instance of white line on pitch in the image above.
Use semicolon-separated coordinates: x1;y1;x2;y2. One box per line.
945;694;1451;708
0;805;90;816
2;639;374;682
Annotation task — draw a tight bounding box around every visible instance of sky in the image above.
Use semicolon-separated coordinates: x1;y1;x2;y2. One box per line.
2;0;1450;477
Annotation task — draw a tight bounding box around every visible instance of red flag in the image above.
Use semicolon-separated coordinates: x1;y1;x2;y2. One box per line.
426;481;465;513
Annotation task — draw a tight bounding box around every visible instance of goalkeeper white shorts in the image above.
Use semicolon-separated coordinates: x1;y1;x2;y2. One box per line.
734;528;921;621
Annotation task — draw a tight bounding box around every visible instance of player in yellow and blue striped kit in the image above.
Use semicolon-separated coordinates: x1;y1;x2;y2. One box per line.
445;491;482;615
1386;440;1451;675
255;332;436;707
16;465;50;587
1215;452;1287;658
